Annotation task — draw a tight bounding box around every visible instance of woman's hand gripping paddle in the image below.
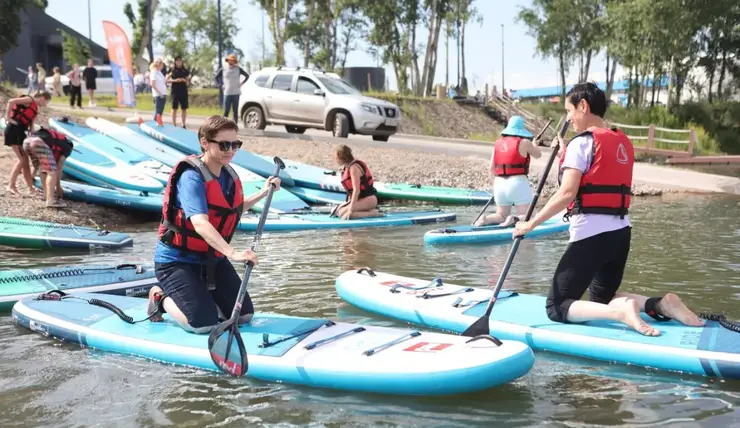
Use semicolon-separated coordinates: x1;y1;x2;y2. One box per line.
462;118;571;338
470;118;555;226
208;156;285;377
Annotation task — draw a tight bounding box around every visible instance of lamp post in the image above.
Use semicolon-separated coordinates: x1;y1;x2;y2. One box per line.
217;0;223;107
501;24;505;97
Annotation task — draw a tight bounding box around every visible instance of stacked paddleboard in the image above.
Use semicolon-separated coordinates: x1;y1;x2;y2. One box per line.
0;216;133;250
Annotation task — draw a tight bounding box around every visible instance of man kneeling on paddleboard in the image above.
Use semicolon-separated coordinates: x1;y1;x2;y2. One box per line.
512;82;703;336
147;115;280;333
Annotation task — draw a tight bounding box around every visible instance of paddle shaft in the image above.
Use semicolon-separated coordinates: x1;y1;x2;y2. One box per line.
227;158;284;322
480;118;570;317
470;118;554;226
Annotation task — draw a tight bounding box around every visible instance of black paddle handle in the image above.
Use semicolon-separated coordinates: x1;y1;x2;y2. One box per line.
226;157;285;322
471;118;555;226
483;118;570;317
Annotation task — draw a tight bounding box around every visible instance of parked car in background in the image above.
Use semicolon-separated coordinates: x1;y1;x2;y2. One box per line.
44;65;116;95
238;66;401;141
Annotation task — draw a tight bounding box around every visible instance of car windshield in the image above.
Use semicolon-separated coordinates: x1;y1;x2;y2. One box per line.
317;77;359;95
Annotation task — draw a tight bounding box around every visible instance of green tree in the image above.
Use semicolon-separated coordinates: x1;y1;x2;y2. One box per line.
157;0;243;81
0;0;27;56
61;30;92;66
33;0;48;9
253;0;299;66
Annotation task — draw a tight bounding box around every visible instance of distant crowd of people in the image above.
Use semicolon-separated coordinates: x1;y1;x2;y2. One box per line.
24;59;99;108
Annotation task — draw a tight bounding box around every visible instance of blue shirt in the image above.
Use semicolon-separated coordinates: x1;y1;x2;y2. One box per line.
154;167;237;264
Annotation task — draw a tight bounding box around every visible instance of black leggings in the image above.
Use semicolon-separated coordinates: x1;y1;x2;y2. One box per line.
546;226;632;322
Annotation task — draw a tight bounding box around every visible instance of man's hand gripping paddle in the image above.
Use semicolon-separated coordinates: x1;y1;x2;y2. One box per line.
471;118;555;226
462;118;571;338
208;156;285;376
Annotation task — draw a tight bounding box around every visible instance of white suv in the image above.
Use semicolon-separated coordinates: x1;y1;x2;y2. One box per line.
44;65;116;95
238;67;401;141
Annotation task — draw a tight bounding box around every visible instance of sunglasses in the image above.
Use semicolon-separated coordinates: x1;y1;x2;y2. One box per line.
208;139;243;151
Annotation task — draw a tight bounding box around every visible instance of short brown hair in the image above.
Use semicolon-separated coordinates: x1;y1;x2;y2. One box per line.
334;144;354;164
34;91;52;100
198;115;239;153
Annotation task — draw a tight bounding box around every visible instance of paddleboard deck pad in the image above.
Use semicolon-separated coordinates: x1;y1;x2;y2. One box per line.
424;215;569;244
0;217;134;250
236;209;456;231
335;268;740;380
12;293;534;395
0;264;156;310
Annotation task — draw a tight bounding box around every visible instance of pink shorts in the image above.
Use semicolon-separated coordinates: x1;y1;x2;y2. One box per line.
23;137;57;173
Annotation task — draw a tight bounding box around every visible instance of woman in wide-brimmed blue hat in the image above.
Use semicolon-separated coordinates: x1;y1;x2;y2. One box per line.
476;115;543;227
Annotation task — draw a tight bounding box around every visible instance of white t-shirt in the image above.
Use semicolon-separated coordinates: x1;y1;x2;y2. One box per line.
151;70;166;97
561;134;632;243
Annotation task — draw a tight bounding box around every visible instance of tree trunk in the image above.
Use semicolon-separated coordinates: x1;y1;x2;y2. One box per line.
410;19;421;96
558;41;566;104
445;21;449;87
421;0;444;97
583;49;592;82
717;49;727;100
303;0;316;67
626;67;633;107
666;55;675;110
578;51;584;82
460;18;467;95
651;70;658;107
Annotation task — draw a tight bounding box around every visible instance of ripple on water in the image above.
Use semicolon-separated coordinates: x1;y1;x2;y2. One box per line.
1;196;739;426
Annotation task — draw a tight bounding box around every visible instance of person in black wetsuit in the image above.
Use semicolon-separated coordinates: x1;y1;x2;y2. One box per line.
167;56;190;128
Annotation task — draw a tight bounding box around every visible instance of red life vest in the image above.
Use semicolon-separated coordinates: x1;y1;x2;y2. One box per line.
492;136;530;177
36;128;73;162
157;155;244;261
10;97;38;129
558;127;634;219
341;159;376;199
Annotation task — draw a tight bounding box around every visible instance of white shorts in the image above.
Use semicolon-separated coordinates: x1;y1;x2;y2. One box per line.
493;175;533;207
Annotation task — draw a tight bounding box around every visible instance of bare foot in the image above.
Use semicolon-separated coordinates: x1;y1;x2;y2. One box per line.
5;187;19;196
657;293;704;327
622;299;661;336
368;209;383;217
500;215;519;227
146;286;165;322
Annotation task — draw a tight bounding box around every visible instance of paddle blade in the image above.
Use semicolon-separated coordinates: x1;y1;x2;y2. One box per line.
461;315;491;338
208;322;248;376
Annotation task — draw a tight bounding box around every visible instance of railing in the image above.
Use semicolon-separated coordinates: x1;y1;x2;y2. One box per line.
607;122;695;157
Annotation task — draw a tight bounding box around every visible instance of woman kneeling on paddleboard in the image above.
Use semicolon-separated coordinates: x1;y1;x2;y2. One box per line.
476;115;542;227
147;115;280;334
332;144;381;220
513;82;703;336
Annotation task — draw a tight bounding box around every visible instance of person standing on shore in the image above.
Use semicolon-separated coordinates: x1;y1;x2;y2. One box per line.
51;67;63;97
475;115;542;227
150;58;167;126
82;59;97;107
513;82;703;336
167;56;190;128
3;91;51;196
215;54;249;122
66;64;82;109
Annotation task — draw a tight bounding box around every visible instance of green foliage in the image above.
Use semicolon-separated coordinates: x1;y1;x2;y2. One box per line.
123;0;149;60
61;30;92;67
0;0;26;56
33;0;48;9
157;0;243;81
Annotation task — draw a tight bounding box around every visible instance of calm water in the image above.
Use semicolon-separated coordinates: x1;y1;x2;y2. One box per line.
1;194;740;427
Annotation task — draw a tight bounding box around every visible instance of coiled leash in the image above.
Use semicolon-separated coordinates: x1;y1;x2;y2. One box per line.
34;290;159;324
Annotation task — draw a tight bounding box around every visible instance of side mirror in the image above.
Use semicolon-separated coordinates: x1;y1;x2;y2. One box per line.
314;89;325;97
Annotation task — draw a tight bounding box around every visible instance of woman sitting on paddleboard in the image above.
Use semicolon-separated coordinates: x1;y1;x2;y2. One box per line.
3;91;51;196
475;115;543;227
332;144;381;220
513;82;703;336
146;115;280;333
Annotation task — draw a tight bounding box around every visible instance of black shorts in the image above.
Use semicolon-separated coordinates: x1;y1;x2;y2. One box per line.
172;91;189;110
3;122;28;147
154;258;254;331
546;226;632;322
85;80;96;90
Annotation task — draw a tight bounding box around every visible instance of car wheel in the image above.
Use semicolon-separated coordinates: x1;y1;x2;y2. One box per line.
372;135;389;142
242;106;266;130
285;125;306;134
332;113;349;138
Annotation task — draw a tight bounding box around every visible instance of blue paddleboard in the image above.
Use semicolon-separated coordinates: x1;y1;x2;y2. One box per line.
236;209;456;231
424;215;569;244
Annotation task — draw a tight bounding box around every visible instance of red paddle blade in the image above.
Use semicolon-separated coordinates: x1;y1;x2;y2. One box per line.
208;322;248;376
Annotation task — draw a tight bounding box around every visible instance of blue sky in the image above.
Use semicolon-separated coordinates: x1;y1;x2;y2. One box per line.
46;0;622;92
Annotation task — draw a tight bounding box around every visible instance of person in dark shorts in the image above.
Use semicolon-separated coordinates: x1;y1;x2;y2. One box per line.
167;56;190;128
3;91;51;196
331;144;380;220
146;115;281;333
66;64;82;109
513;82;704;336
82;59;97;107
